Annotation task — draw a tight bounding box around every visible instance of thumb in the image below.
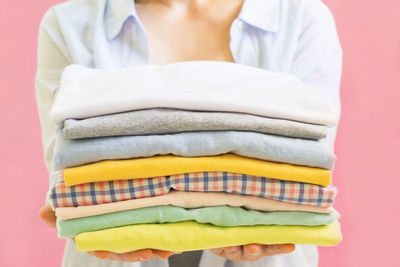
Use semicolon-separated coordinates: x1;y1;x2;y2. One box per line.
39;205;57;230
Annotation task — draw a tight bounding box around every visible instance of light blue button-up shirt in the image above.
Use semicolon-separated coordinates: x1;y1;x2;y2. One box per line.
35;0;342;266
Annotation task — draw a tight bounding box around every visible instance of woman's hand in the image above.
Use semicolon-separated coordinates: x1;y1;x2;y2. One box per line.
210;244;295;262
39;205;180;262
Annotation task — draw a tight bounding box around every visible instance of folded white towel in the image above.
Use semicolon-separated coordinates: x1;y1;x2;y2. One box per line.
51;61;338;126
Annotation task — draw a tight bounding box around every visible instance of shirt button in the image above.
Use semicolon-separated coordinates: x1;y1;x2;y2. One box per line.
237;20;244;28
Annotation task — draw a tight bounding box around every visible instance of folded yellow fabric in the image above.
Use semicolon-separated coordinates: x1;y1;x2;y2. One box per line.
75;220;341;253
64;154;331;186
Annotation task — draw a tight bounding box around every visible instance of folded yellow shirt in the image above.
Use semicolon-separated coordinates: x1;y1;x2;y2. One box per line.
75;220;341;253
64;154;331;186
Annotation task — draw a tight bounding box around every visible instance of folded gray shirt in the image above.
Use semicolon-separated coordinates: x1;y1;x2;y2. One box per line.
54;130;335;170
63;108;327;140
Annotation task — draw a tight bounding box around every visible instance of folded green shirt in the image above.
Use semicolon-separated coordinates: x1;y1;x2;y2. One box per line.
58;205;340;238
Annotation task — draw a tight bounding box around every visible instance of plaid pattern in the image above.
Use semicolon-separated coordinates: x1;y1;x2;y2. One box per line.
50;172;337;208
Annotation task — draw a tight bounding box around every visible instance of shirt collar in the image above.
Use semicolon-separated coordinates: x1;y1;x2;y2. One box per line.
106;0;136;40
238;0;280;32
106;0;280;40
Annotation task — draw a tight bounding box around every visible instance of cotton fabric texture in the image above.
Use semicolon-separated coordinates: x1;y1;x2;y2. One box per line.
75;220;342;253
55;130;335;170
57;205;341;238
62;154;332;187
50;172;337;208
51;62;338;127
63;108;328;140
56;191;334;220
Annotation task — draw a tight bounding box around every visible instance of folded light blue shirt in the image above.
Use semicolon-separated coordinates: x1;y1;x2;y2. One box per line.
54;130;335;170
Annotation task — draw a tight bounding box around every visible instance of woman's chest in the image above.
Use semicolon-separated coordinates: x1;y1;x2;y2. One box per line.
134;1;243;64
142;20;234;64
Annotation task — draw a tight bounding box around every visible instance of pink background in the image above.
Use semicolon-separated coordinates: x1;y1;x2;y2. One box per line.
1;0;399;266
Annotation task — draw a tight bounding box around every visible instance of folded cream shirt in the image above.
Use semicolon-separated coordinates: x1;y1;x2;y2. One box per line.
50;62;338;126
56;191;334;220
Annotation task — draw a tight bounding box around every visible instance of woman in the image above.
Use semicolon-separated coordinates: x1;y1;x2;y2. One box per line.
36;0;342;266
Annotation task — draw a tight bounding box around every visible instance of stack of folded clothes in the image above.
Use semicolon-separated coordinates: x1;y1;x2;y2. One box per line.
47;61;342;253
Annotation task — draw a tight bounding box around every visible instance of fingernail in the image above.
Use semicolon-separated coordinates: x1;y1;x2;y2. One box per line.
138;257;145;261
94;251;111;259
248;249;261;256
280;244;295;254
245;245;261;256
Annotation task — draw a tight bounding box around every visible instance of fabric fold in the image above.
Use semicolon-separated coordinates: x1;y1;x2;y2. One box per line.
50;62;338;126
63;108;328;140
63;154;332;187
56;191;334;220
57;205;341;238
75;220;342;252
50;172;337;208
55;130;335;170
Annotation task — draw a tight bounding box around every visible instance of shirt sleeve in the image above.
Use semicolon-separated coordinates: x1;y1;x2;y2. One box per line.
289;0;343;151
35;8;72;201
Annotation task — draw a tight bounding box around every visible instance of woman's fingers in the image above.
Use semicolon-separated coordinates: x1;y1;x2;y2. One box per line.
211;246;244;261
262;244;296;256
211;244;296;261
39;205;57;230
123;249;153;262
152;249;176;259
243;244;262;256
209;247;224;256
97;249;173;262
243;244;263;261
88;251;112;259
281;244;295;253
222;246;243;261
223;246;242;255
275;244;295;254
